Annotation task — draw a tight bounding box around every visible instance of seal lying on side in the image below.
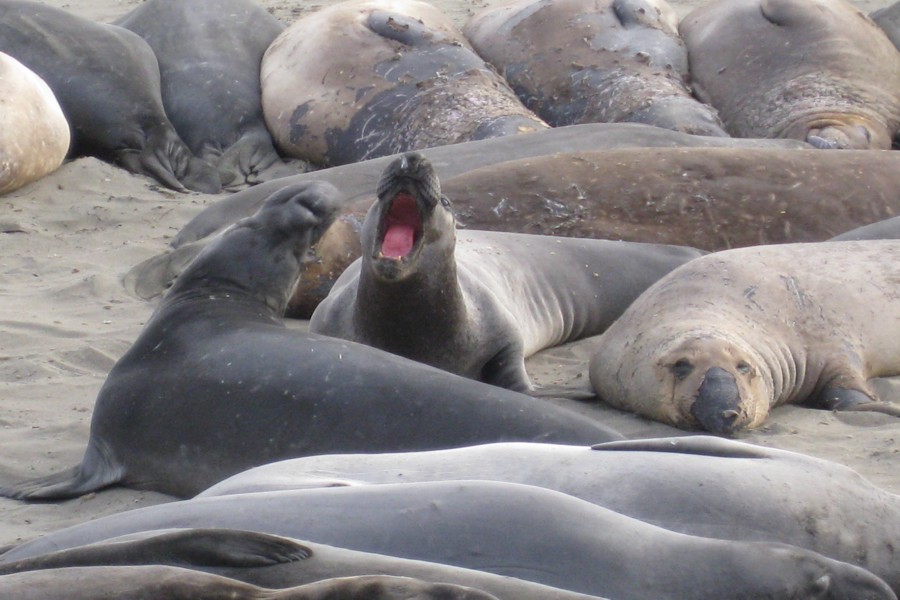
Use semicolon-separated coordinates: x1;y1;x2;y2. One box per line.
464;0;727;136
0;0;221;193
114;0;307;189
0;181;618;500
589;241;900;434
310;152;703;391
261;0;547;167
0;51;69;195
0;567;499;600
200;436;900;593
0;529;606;600
680;0;900;148
0;481;893;600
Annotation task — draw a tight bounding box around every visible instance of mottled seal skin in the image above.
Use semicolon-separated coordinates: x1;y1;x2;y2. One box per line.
310;152;703;391
0;51;69;195
464;0;727;136
0;529;605;600
201;437;900;593
680;0;900;149
0;181;618;500
114;0;308;190
589;241;900;434
261;0;547;167
830;216;900;241
0;1;221;193
0;567;501;600
0;481;894;600
872;2;900;51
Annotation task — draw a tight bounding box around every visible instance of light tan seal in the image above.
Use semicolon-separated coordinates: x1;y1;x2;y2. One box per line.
260;0;547;167
680;0;900;149
0;51;69;195
589;241;900;434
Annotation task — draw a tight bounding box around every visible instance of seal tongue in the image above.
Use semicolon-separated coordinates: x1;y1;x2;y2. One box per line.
381;193;419;259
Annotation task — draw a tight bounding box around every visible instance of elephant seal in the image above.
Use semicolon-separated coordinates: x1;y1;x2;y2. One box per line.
114;0;308;189
310;152;703;391
830;216;900;241
589;241;900;434
0;567;500;600
0;481;894;600
680;0;900;148
872;2;900;51
0;181;618;500
0;0;221;193
0;51;69;195
463;0;727;136
260;0;547;167
200;437;900;592
0;529;605;600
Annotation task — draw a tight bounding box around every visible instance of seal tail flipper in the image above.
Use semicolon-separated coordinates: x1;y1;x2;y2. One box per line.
591;435;774;458
0;441;124;501
820;386;900;417
0;529;311;574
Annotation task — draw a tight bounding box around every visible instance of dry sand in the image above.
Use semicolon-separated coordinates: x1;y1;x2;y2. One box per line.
1;0;898;556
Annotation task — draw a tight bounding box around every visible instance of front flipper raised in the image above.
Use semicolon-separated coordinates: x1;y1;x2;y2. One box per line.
591;435;775;458
0;529;310;575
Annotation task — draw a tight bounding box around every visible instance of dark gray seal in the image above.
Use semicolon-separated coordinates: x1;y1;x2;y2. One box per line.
872;1;900;51
114;0;308;190
200;436;900;593
830;216;900;241
0;0;221;193
0;51;69;195
0;180;618;499
680;0;900;148
589;241;900;434
310;152;703;391
0;481;893;600
260;0;547;167
0;529;605;600
463;0;728;136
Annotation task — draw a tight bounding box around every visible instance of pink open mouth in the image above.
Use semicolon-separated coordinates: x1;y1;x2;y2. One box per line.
380;192;421;259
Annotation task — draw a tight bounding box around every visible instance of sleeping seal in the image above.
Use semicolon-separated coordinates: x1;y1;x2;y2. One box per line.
463;0;728;136
310;152;703;391
589;241;900;434
679;0;900;148
0;180;618;499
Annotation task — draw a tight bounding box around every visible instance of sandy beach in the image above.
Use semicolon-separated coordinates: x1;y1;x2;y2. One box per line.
1;0;898;559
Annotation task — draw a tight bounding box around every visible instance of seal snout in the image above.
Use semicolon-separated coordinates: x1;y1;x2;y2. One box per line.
691;366;744;435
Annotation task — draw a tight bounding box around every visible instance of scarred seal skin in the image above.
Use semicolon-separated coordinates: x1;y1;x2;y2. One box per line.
0;0;221;192
464;0;728;136
680;0;900;149
0;51;69;195
310;152;703;391
589;241;900;434
260;0;547;167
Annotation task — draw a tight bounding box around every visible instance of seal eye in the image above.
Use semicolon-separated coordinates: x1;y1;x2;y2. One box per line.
440;194;452;208
670;359;694;380
736;361;752;375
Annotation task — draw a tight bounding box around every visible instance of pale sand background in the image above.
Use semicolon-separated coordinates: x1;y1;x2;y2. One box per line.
1;0;898;552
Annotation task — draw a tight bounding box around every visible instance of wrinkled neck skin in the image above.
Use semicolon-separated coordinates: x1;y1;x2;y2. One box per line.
165;221;308;321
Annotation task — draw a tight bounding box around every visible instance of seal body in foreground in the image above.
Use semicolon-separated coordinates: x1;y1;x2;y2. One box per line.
115;0;307;189
0;0;221;193
0;51;69;195
0;182;618;500
310;152;703;391
680;0;900;149
261;0;547;167
201;437;900;593
589;241;900;434
464;0;727;136
0;481;893;600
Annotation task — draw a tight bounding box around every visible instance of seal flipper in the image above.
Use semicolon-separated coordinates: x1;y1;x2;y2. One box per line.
0;440;123;501
591;435;775;458
481;345;532;393
818;386;900;417
0;529;310;575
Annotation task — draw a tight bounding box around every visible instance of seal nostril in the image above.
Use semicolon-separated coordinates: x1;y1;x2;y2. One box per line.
691;367;744;434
